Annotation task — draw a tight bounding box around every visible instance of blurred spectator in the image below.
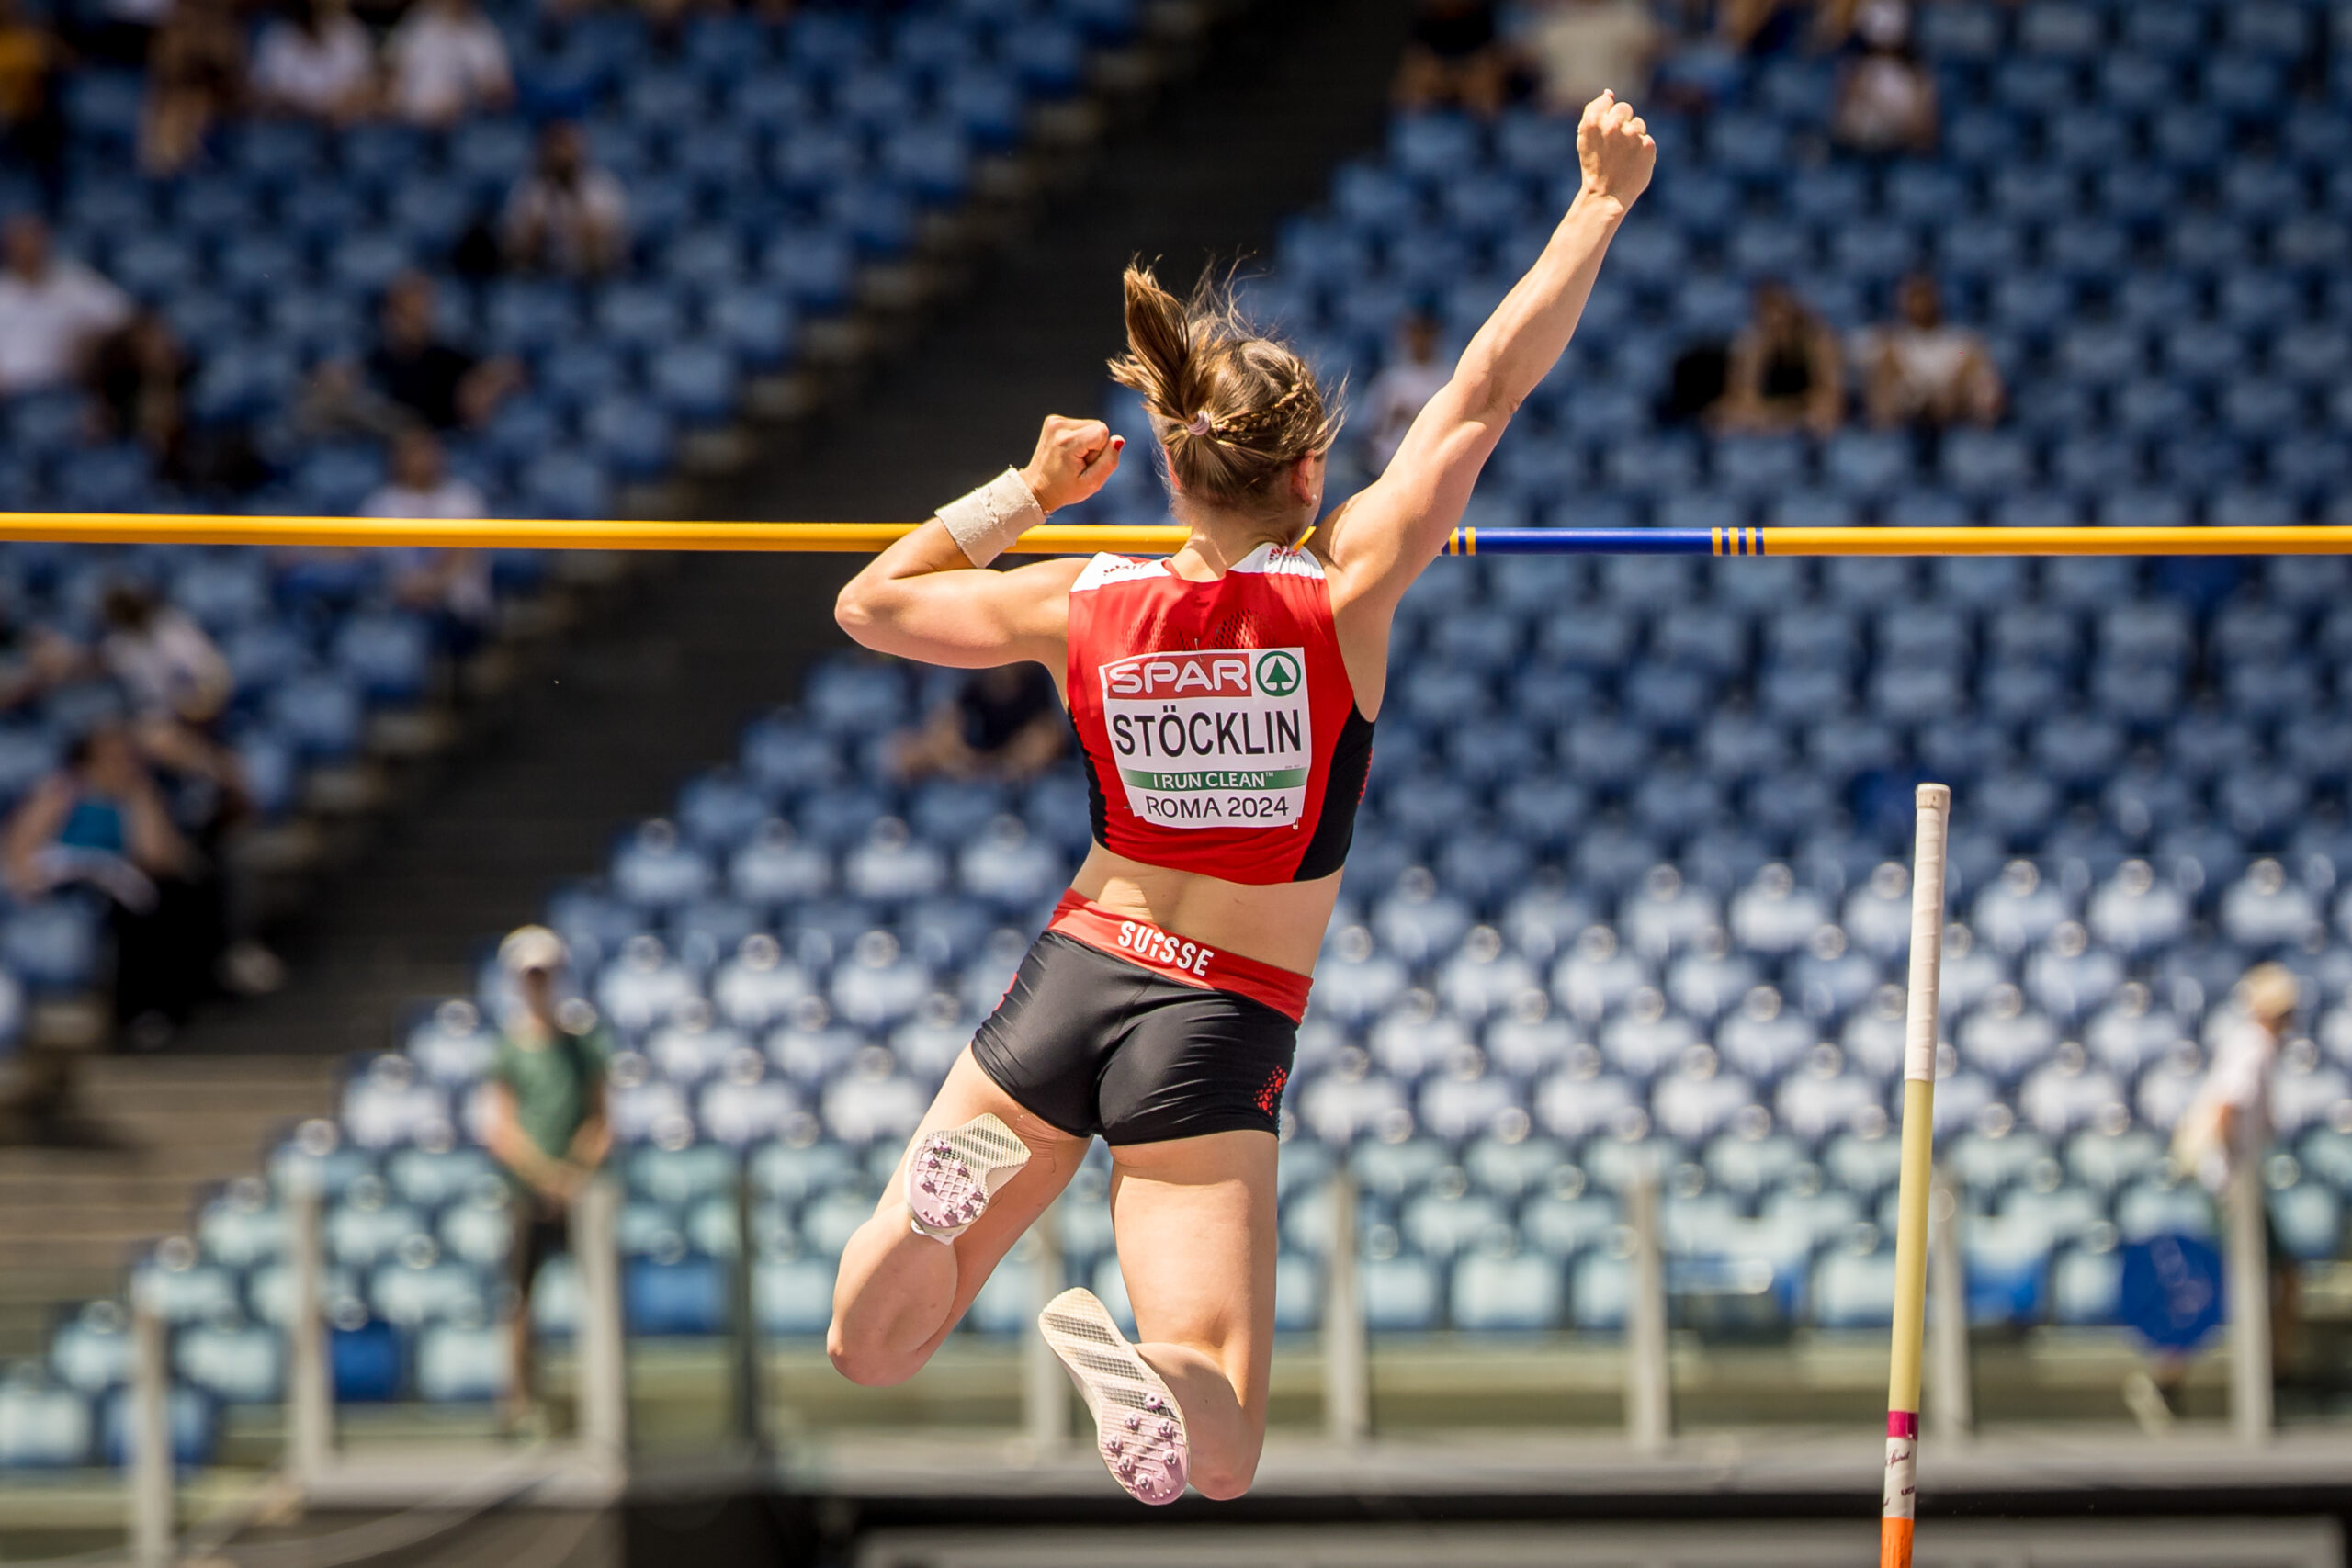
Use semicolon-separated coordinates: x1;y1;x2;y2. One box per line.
86;310;270;493
363;429;496;654
384;0;510;127
74;0;169;67
362;428;485;518
1862;274;2003;430
2162;964;2301;1403
306;272;522;436
85;311;187;459
503;120;626;276
252;0;378;123
1718;0;1804;53
99;581;232;730
0;215;131;395
390;545;493;657
97;581;270;998
141;0;244;175
3;723;227;1042
1831;0;1935;154
1363;315;1451;474
0;605;85;715
0;0;66;213
1714;280;1843;436
894;665;1066;783
481;925;611;1434
1523;0;1663;113
1396;0;1512;116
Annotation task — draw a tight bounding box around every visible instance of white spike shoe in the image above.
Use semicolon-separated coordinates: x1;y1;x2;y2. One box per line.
1039;1287;1188;1506
905;1113;1030;1244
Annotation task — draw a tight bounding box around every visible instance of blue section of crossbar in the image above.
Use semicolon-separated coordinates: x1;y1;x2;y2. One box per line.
1444;528;1727;557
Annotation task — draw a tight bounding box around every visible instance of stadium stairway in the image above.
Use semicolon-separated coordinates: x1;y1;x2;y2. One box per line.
0;1055;338;1359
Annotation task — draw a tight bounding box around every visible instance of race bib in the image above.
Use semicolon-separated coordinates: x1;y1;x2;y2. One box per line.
1100;647;1311;829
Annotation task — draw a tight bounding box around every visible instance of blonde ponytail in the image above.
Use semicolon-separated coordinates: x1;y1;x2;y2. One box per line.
1108;265;1340;511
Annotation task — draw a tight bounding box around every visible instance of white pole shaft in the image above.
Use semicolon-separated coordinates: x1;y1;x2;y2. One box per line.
1883;783;1952;1568
1324;1173;1369;1446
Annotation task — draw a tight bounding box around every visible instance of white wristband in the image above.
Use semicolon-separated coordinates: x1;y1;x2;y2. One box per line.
936;468;1045;567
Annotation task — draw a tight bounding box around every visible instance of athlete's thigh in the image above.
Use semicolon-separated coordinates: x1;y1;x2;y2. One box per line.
851;1047;1091;1337
1105;1131;1279;1397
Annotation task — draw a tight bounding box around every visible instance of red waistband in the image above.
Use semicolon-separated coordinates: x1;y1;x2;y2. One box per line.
1047;892;1313;1024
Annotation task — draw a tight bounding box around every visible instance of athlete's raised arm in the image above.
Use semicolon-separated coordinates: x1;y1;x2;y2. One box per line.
1317;91;1657;621
834;415;1125;670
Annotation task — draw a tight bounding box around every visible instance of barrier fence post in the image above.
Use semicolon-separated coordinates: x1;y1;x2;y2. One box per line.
1025;1204;1069;1457
1623;1162;1671;1453
729;1154;768;1457
1324;1172;1369;1446
2227;1161;2274;1445
573;1177;628;1468
286;1177;331;1483
1928;1171;1973;1442
129;1295;173;1568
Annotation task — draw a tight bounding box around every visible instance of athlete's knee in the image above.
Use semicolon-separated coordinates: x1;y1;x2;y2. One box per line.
1188;1450;1261;1501
826;1316;922;1388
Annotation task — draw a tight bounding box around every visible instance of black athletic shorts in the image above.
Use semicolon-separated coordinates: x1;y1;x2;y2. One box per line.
970;931;1300;1145
511;1200;569;1292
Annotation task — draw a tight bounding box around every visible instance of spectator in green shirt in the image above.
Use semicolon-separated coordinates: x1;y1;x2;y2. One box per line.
481;923;612;1434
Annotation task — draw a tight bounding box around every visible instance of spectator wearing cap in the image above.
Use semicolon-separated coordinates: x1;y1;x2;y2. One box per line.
481;926;613;1434
2143;964;2303;1420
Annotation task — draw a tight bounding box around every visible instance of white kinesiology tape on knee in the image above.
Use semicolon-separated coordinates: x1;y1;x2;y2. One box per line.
936;468;1045;567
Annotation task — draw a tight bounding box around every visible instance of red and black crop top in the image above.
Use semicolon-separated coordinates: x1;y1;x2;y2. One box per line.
1063;542;1374;885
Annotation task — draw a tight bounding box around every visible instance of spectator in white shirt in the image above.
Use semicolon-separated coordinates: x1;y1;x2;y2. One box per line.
364;430;494;654
1522;0;1663;113
503;119;627;277
1863;274;2004;430
100;580;233;727
363;427;487;519
253;0;377;122
0;215;132;394
384;0;510;127
1831;0;1936;154
1362;315;1452;473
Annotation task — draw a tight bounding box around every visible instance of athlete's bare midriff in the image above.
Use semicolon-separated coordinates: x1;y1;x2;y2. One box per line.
1069;842;1340;978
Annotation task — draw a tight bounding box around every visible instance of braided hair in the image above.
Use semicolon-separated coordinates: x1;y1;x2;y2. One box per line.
1108;265;1341;512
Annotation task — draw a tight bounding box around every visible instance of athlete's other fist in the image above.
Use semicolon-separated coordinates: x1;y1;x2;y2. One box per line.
1022;414;1124;513
1577;89;1656;211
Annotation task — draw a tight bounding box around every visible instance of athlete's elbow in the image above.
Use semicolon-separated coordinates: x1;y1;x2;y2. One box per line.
833;580;879;643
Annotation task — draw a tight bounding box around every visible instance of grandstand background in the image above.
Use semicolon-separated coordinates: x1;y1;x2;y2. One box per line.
4;0;2352;1562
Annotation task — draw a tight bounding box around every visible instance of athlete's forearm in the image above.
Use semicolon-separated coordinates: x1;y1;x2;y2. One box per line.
1451;191;1627;424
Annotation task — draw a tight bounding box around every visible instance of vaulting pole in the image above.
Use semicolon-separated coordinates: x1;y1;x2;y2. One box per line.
1883;784;1952;1568
0;514;2348;556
